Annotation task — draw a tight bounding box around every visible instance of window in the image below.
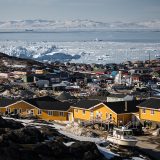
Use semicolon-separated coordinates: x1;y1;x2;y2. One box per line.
99;112;102;119
53;111;57;116
142;108;146;114
109;114;112;120
106;113;109;119
26;109;29;114
48;111;53;116
19;109;22;113
151;109;154;115
30;109;34;115
59;112;64;116
90;111;93;117
38;109;42;115
83;110;86;115
7;108;11;113
75;109;78;113
96;111;99;116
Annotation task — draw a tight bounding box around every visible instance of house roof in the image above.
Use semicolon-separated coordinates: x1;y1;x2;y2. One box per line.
0;98;18;108
33;73;60;80
56;92;76;101
137;97;160;109
73;99;101;109
24;96;71;111
107;94;130;98
104;100;144;114
24;96;59;102
87;95;107;101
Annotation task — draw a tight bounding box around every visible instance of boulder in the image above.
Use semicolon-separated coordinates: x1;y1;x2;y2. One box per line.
0;128;7;135
0;116;7;128
83;151;95;160
0;116;24;129
5;119;24;129
47;141;69;157
40;126;75;143
0;136;105;160
0;143;39;160
2;126;44;144
33;143;53;157
40;126;61;137
34;141;69;159
69;141;104;160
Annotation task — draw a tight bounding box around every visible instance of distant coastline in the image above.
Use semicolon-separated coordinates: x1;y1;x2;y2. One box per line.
0;28;160;33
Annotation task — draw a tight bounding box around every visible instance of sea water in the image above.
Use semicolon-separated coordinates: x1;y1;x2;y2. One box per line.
0;30;160;64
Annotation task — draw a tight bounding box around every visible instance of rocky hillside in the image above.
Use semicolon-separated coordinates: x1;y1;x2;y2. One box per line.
0;116;107;160
0;52;43;71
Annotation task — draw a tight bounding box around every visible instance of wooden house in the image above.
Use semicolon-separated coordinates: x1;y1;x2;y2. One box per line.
0;96;143;125
69;99;142;126
103;101;142;126
0;96;73;121
137;97;160;125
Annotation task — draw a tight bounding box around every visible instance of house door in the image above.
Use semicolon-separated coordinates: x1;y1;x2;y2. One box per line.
90;111;94;120
68;113;73;122
13;109;18;114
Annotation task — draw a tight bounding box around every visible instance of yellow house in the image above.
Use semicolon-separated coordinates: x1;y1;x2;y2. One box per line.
0;96;143;125
70;100;143;126
0;98;18;114
137;97;160;124
103;101;142;126
0;96;73;121
70;100;102;122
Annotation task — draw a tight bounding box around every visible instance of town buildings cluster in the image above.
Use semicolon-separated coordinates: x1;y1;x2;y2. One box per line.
0;55;160;128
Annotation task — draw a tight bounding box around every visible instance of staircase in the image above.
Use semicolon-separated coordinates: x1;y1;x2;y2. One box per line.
125;121;132;129
125;121;140;129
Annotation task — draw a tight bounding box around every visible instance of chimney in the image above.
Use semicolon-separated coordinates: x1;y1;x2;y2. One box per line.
125;101;128;112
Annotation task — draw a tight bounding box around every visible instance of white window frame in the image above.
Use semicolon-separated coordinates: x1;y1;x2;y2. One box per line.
26;109;29;114
30;109;34;115
109;114;112;120
38;109;42;115
151;109;154;115
53;111;57;116
6;108;11;113
48;111;53;116
59;112;64;117
19;108;22;113
142;108;146;114
90;111;93;117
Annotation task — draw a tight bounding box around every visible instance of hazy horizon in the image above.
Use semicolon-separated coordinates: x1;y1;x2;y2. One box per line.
0;0;160;22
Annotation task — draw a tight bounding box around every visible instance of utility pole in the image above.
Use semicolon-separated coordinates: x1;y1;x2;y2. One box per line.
149;52;151;64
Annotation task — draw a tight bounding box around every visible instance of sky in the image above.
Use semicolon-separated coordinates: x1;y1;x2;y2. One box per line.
0;0;160;22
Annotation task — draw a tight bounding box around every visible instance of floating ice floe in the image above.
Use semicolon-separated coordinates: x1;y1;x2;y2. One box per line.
0;40;160;64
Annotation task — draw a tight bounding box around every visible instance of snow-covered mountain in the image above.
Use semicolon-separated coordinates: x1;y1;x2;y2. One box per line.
0;19;160;30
